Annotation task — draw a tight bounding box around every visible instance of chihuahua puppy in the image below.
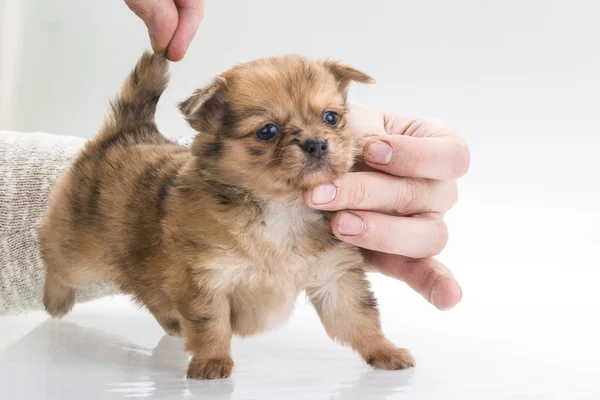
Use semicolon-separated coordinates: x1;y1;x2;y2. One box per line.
40;51;415;379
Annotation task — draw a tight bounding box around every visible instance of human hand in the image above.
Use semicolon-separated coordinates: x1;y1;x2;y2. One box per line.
303;103;470;310
124;0;206;62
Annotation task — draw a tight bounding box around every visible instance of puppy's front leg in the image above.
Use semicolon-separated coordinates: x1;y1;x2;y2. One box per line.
177;286;233;380
307;268;415;370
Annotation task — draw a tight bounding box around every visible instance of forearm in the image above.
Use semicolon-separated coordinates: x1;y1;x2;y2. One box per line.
0;131;193;316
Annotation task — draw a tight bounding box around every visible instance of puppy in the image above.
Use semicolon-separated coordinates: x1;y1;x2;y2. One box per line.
40;51;415;379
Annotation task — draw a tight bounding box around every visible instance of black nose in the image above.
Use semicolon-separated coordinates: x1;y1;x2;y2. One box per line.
302;138;328;160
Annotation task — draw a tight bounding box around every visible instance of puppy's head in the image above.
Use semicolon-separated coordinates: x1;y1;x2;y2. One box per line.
180;55;373;195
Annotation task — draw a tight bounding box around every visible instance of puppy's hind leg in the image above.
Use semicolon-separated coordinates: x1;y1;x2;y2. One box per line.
43;270;76;319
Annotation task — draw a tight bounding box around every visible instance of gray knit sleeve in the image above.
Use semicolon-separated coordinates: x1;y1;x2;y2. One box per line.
0;131;193;316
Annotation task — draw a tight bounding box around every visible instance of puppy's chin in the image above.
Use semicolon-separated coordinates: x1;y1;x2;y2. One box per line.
295;164;345;190
234;160;350;197
290;155;354;191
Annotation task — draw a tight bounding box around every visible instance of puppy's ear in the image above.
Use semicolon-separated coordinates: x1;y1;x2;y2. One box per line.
179;76;228;132
323;61;375;94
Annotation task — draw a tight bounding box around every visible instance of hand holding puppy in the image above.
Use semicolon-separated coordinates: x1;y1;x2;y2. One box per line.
304;103;470;311
124;0;206;61
124;0;469;312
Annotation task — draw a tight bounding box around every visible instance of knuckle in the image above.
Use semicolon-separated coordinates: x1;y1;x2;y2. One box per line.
346;178;367;209
404;117;427;136
383;112;406;134
396;144;425;175
393;179;418;214
126;1;152;20
445;181;459;210
416;262;441;295
451;142;471;178
428;220;449;255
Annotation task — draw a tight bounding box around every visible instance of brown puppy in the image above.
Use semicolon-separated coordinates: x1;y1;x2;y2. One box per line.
40;51;415;379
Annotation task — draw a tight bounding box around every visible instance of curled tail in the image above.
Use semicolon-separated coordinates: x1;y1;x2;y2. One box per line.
96;50;170;148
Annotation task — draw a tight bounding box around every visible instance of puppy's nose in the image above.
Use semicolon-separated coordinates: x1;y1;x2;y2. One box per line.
302;138;328;160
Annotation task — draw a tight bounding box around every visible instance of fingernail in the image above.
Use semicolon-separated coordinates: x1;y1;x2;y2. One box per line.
337;212;365;236
365;140;393;165
312;184;337;205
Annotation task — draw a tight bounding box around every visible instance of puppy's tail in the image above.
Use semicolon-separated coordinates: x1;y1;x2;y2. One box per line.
96;50;170;148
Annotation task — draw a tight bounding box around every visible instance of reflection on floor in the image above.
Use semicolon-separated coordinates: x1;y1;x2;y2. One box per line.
0;315;413;399
2;290;599;400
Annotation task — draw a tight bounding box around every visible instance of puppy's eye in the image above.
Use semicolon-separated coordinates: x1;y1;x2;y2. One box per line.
323;111;339;127
256;123;280;141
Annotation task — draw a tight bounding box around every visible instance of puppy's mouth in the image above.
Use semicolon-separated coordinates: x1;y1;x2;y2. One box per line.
297;153;341;187
298;163;332;184
304;157;328;172
289;138;351;189
301;152;333;177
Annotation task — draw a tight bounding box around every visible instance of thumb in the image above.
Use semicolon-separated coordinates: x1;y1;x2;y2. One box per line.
125;0;179;53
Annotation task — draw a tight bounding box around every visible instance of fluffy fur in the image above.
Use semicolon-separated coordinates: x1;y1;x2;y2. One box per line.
40;51;415;380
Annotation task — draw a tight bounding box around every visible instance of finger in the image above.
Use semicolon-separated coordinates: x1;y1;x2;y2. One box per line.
363;251;462;311
126;0;179;53
167;0;206;61
304;173;457;215
345;103;387;139
331;211;448;258
363;135;470;180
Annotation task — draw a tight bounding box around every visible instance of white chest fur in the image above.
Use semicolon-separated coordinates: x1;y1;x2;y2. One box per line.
203;198;325;289
199;197;339;336
257;198;323;250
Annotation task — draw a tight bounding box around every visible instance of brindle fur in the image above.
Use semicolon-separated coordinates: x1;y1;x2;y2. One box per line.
40;51;415;380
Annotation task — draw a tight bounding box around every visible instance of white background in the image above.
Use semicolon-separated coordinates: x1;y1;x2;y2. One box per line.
1;0;599;398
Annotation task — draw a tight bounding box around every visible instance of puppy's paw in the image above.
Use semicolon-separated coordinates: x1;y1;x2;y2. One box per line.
43;286;76;319
365;346;415;370
186;356;234;380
